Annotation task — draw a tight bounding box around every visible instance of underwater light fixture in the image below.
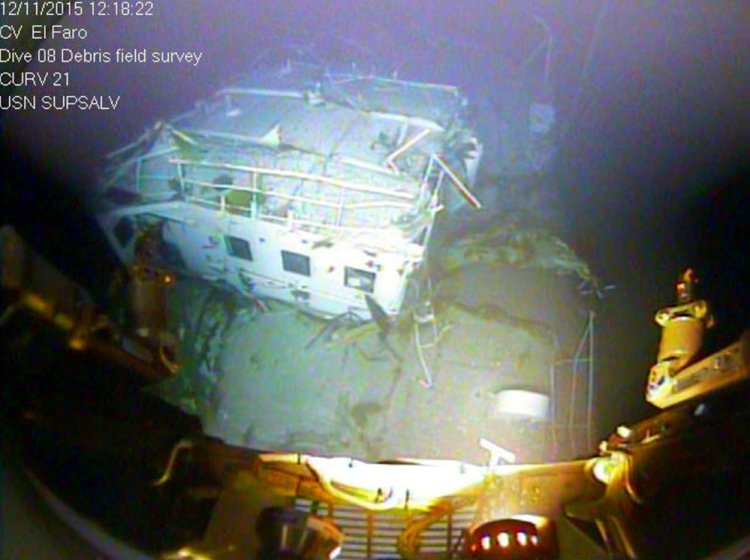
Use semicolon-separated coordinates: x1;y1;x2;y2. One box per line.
517;531;528;546
467;515;558;559
497;531;511;548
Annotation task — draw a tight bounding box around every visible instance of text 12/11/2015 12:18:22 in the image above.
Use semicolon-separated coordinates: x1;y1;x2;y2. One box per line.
0;1;154;18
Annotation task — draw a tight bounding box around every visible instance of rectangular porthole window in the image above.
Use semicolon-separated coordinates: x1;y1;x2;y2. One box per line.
345;267;376;293
225;235;253;261
281;250;311;276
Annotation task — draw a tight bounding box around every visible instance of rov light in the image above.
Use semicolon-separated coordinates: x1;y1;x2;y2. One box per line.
591;453;626;486
467;516;557;559
481;535;491;550
517;531;528;546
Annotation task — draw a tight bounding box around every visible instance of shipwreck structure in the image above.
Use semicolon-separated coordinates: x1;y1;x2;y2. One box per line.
95;62;483;319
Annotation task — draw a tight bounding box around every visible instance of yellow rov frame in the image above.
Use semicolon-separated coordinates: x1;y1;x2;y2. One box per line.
0;225;178;383
647;269;749;409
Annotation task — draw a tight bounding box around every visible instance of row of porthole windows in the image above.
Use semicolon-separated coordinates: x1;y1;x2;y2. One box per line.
225;235;376;293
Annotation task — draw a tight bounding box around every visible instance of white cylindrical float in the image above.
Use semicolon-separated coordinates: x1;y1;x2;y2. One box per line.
491;389;550;422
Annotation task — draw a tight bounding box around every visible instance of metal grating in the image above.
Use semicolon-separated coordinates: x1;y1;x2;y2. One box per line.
294;499;477;560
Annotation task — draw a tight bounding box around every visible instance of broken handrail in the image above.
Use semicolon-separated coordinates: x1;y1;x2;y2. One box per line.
182;178;341;209
180;128;425;181
104;121;165;160
326;71;461;94
216;87;306;100
432;155;482;209
413;320;435;389
182;178;413;211
385;129;432;173
171;158;417;201
368;110;445;132
101;150;179;194
183;196;409;240
179;127;284;149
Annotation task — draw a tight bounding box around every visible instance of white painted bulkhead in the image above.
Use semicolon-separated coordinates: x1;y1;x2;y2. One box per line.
100;201;423;318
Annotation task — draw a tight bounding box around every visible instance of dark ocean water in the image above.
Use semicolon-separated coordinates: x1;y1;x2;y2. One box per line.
556;122;750;433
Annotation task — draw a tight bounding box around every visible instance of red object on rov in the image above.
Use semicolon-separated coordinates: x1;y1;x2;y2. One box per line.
466;517;558;560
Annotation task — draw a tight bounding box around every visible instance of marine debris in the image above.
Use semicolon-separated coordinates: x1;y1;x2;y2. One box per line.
437;211;601;294
106;53;596;466
94;60;484;320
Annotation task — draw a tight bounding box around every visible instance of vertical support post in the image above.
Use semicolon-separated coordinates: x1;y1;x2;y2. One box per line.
418;156;435;202
366;512;374;560
586;310;596;449
447;510;453;554
549;363;557;460
177;162;186;196
336;186;345;227
569;312;592;458
569;359;578;458
251;173;258;218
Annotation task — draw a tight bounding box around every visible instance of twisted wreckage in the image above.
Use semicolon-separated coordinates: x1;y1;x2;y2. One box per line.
94;62;484;320
80;59;605;470
1;61;634;559
86;62;605;469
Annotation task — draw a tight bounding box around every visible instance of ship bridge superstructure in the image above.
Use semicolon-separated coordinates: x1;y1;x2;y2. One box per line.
95;62;483;318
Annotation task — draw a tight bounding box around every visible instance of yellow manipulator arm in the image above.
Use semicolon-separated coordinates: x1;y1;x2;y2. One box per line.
646;269;714;408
